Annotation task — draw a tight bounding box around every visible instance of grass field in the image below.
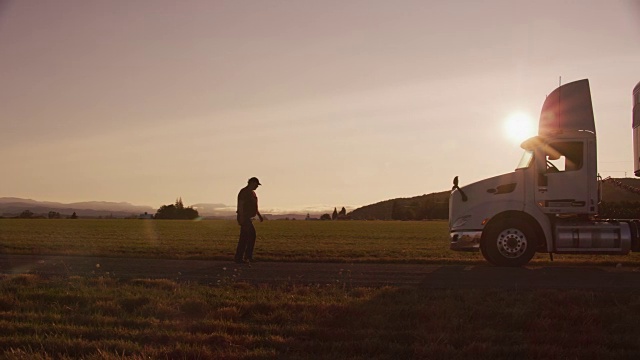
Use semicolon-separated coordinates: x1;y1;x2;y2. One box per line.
3;219;640;359
0;219;470;263
2;219;640;265
2;275;640;359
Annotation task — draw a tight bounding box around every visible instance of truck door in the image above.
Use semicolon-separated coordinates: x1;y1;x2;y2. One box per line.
534;140;593;214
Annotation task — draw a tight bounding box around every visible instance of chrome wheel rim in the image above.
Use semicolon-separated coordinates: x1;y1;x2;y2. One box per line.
496;228;527;258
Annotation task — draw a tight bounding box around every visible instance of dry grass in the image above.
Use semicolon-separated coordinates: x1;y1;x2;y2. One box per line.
1;275;640;359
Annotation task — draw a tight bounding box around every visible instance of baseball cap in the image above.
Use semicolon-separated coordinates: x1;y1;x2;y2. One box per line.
248;177;261;185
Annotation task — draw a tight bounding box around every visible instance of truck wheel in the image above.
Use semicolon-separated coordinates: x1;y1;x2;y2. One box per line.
481;220;536;267
480;243;498;266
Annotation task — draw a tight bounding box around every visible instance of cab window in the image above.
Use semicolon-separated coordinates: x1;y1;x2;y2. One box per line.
545;141;583;173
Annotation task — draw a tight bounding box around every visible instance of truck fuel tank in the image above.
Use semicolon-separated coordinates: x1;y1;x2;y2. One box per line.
555;220;632;254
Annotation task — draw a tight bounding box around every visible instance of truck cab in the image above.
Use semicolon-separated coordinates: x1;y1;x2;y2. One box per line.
450;79;637;266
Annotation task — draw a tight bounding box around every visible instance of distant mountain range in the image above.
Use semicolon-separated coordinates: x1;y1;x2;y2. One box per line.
0;198;320;219
0;198;155;218
2;178;639;219
190;203;233;217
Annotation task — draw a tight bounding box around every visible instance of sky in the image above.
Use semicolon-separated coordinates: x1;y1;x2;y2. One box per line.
1;0;640;213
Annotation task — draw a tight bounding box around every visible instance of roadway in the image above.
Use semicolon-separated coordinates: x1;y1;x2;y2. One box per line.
2;254;640;289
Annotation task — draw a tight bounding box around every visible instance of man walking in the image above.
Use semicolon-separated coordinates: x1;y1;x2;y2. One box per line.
234;177;263;264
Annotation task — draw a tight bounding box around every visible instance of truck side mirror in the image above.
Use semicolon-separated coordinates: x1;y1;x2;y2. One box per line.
452;176;468;201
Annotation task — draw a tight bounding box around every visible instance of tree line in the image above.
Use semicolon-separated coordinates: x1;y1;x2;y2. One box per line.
7;197;639;221
154;198;199;220
598;201;640;219
391;199;448;221
4;210;78;219
1;198;200;220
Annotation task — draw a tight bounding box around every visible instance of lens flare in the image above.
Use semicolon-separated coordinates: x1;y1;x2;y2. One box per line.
504;112;536;144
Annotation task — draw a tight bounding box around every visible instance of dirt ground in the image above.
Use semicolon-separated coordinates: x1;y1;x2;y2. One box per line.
2;254;640;289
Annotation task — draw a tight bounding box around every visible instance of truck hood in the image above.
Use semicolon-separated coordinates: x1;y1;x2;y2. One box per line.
449;171;524;230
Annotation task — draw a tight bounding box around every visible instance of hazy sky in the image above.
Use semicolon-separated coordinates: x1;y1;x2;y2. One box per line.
1;1;639;213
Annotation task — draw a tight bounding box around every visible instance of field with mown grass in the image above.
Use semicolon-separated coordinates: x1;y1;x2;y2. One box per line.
0;219;464;263
2;219;640;265
3;219;640;359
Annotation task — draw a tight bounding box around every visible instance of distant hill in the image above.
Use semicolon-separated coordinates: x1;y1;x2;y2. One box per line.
600;178;640;203
190;203;233;217
349;191;450;220
4;178;639;220
0;198;333;220
0;198;155;218
348;178;640;220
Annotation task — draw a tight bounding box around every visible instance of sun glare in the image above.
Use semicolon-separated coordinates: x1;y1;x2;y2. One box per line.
504;112;536;144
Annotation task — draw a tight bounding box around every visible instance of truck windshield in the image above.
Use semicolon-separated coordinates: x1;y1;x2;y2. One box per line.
516;150;533;169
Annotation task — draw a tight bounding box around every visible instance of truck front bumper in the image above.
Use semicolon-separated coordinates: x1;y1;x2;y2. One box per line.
450;230;482;251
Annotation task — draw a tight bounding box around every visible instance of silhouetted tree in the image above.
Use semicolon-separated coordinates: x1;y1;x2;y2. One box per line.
19;210;34;219
320;213;332;221
48;211;61;219
155;198;199;220
70;212;78;219
181;207;199;219
339;207;346;216
156;204;177;219
332;208;338;220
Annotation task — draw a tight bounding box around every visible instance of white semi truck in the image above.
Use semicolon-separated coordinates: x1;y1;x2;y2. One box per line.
449;79;640;266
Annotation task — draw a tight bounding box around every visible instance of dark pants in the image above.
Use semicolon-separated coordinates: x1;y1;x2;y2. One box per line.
235;220;256;261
